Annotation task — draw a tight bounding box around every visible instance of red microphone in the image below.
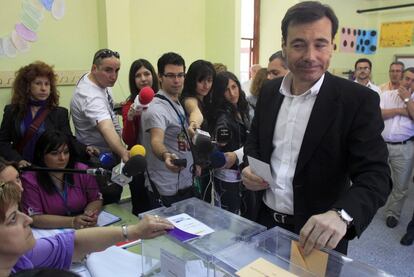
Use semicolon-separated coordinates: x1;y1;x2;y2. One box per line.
132;86;155;111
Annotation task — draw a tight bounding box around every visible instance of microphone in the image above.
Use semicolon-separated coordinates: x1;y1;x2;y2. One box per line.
130;144;146;157
192;129;214;167
110;145;147;186
98;152;116;169
20;166;111;176
132;86;155;112
210;151;226;168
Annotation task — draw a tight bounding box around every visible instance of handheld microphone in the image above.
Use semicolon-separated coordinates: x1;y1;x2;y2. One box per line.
98;152;116;169
110;145;147;186
193;129;214;167
210;151;226;168
20;166;111;176
132;86;155;112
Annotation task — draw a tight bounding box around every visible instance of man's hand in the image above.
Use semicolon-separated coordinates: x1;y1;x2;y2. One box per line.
164;153;182;173
18;160;31;168
398;86;412;102
86;146;100;157
224;152;237;169
299;210;347;255
241;166;269;191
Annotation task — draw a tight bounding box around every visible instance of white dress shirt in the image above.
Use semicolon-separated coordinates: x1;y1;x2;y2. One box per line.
355;80;381;94
380;89;414;142
263;73;324;214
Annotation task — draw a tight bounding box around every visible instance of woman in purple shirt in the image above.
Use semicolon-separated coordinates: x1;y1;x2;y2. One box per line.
0;167;173;276
21;130;102;229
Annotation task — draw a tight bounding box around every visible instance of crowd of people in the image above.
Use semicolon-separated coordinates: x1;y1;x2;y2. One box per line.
0;0;413;275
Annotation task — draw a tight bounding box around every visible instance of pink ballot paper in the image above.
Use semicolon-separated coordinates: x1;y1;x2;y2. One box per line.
167;213;214;242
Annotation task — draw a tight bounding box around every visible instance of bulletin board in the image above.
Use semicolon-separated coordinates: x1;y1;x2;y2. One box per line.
395;55;414;68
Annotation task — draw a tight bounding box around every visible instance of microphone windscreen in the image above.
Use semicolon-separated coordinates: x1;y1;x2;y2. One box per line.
138;87;155;105
123;155;147;177
130;144;146;157
210;151;226;168
99;152;115;169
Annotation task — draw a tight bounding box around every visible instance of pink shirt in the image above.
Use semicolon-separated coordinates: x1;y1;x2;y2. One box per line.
21;162;101;216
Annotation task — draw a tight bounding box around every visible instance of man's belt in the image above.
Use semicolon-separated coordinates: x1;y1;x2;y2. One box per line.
263;204;295;225
385;138;413;145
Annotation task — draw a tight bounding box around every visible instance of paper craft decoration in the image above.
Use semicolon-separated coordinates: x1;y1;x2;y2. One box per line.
356;29;377;54
11;30;30;52
380;21;414;47
339;27;357;53
1;0;66;58
15;23;37;42
41;0;54;11
52;0;65;20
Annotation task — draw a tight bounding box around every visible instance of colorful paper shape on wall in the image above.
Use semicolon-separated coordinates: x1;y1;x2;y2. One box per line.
380;21;414;48
52;0;65;20
356;29;377;54
40;0;54;11
340;27;357;53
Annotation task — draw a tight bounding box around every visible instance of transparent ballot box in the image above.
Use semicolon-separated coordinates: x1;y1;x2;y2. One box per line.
139;197;266;277
213;226;392;277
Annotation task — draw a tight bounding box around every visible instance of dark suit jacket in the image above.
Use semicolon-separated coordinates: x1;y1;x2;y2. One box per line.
0;104;86;162
244;72;392;239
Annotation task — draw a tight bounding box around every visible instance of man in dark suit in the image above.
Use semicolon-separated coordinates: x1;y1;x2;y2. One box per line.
242;1;392;255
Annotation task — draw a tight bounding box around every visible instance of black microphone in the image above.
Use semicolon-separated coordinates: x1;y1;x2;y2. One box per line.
20;166;111;176
192;129;214;167
110;155;147;186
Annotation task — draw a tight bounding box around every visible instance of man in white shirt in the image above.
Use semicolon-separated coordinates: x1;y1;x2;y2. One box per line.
242;1;391;255
71;49;129;204
354;58;381;93
381;67;414;228
380;61;405;93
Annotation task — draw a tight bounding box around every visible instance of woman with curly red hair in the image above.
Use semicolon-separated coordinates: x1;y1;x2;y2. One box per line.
0;61;96;168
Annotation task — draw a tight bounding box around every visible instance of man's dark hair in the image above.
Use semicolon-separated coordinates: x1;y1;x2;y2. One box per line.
92;48;120;66
268;51;288;69
355;58;372;70
404;67;414;75
157;52;185;76
390;61;405;70
281;1;338;42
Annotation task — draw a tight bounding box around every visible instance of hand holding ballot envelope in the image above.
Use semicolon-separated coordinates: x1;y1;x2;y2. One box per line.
241;156;272;191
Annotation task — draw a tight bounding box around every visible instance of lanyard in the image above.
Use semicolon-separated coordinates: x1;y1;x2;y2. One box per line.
55;176;72;216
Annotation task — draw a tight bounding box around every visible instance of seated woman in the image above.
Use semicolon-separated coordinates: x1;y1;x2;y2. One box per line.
0;61;97;168
0;181;173;276
209;71;250;214
21;130;102;229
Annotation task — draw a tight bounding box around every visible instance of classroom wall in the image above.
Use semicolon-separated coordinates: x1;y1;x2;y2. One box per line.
1;0;413;121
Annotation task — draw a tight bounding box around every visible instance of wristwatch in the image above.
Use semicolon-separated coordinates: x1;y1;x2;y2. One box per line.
404;97;410;104
332;209;353;227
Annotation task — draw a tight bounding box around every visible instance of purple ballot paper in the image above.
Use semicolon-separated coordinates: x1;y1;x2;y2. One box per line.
166;213;214;242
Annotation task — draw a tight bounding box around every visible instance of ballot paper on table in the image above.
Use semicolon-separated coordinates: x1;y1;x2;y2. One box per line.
97;210;121;226
167;213;214;242
86;245;143;277
247;156;274;185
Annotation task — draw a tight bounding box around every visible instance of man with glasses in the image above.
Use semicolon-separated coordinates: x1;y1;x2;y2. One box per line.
141;52;195;207
380;61;405;93
71;48;128;204
354;58;381;93
267;50;289;80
